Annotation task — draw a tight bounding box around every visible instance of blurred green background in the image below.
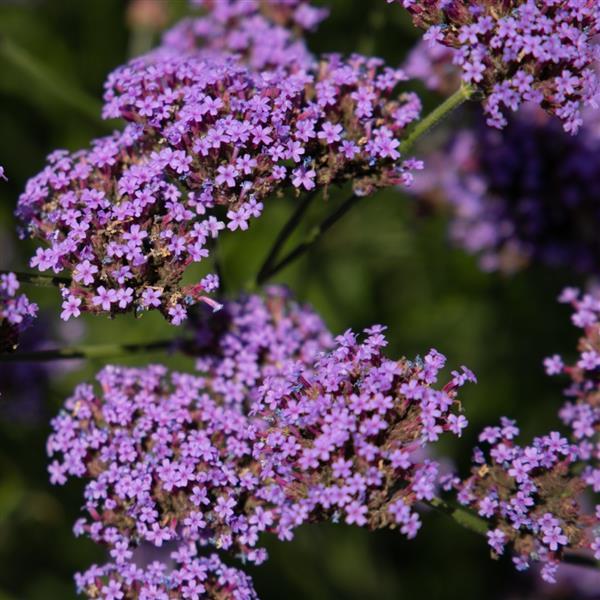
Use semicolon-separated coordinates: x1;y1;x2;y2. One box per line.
0;1;593;599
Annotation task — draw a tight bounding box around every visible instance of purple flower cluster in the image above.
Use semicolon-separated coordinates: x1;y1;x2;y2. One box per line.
410;105;600;274
0;272;38;353
75;548;258;600
103;52;421;196
19;46;421;324
164;0;327;70
389;0;600;133
457;419;591;583
553;288;600;506
190;285;334;407
47;296;473;580
454;287;600;583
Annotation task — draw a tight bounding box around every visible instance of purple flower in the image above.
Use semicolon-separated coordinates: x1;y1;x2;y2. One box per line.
392;0;600;133
411;106;600;275
292;167;316;190
487;528;506;555
544;355;564;376
60;294;82;321
20;48;420;323
92;286;117;311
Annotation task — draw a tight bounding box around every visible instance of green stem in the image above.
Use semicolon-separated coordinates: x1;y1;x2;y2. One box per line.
256;191;320;285
425;497;488;536
425;497;600;570
259;193;360;283
400;84;475;154
0;36;105;125
0;339;175;362
257;87;474;285
0;270;71;288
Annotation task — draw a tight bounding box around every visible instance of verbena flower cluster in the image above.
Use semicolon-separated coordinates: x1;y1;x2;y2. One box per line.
75;549;258;600
189;286;333;407
454;288;600;583
389;0;600;133
9;0;597;596
102;52;422;198
553;287;600;504
164;0;327;70
410;105;600;274
47;290;473;592
18;13;421;325
0;272;38;353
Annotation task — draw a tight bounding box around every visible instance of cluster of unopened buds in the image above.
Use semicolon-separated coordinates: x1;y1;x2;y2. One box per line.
390;0;600;133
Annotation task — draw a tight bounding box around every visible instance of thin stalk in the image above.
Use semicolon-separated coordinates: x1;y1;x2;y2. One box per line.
400;84;475;154
259;193;360;284
425;497;600;570
0;36;104;125
257;86;474;284
256;191;319;285
0;270;71;288
0;339;175;362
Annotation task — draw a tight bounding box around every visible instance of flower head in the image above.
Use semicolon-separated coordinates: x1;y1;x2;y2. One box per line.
48;291;472;571
411;105;600;274
390;0;600;133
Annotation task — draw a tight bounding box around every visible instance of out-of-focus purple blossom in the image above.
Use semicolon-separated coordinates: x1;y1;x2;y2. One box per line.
404;39;460;95
165;0;328;70
47;292;472;573
389;0;600;133
0;272;38;353
410;105;600;274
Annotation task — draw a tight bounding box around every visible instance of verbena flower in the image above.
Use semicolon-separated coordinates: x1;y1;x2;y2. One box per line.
410;105;600;274
47;291;473;573
75;548;258;600
164;0;328;70
0;272;38;353
19;50;421;324
389;0;600;133
103;51;422;195
454;287;600;582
